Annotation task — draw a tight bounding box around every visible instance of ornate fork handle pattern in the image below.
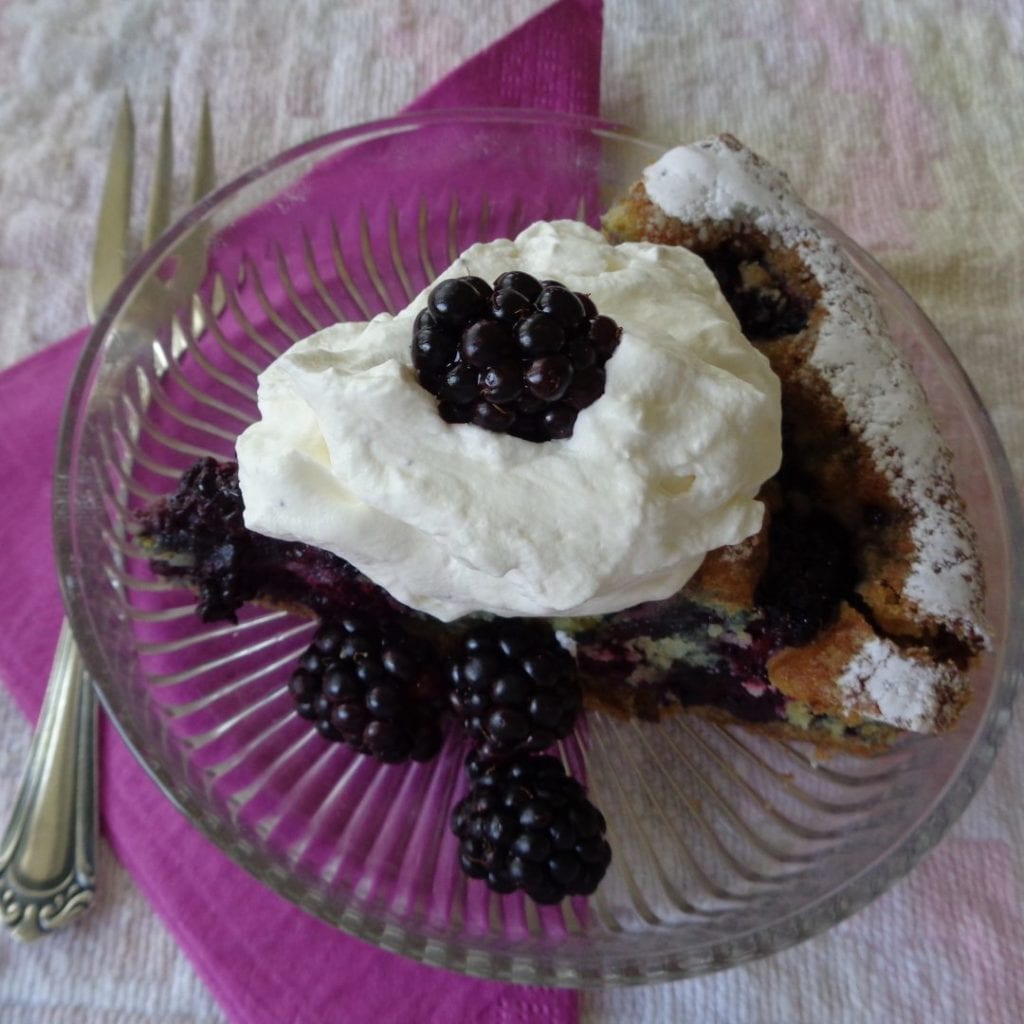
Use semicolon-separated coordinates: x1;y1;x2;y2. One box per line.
0;620;96;941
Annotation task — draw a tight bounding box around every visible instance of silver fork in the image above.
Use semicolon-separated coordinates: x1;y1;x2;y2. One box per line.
0;92;215;942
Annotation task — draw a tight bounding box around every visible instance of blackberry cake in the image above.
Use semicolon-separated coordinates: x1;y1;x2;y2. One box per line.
136;135;989;773
598;134;987;747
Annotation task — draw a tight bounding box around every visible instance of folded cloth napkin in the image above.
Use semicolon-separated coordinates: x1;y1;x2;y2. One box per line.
0;1;602;1021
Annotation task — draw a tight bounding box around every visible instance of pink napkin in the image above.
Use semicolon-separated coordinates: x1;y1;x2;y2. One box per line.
0;2;602;1021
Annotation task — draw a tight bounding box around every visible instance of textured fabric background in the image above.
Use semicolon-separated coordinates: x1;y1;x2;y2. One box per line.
1;1;1022;1021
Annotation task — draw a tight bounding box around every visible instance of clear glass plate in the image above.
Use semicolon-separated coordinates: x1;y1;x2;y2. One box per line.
54;109;1023;986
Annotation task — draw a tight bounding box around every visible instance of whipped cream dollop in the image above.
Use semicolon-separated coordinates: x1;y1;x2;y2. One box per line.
236;220;782;621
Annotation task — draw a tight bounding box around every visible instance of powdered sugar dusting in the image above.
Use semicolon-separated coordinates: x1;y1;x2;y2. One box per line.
644;136;986;645
837;636;965;732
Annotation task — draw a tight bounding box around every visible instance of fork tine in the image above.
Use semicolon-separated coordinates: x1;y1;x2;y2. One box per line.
191;94;216;203
186;93;222;335
87;92;134;321
143;89;174;248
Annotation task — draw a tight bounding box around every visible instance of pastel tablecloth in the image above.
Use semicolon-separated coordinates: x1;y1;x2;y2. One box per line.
1;1;1022;1022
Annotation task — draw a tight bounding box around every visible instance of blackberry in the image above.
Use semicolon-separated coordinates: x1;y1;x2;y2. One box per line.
289;616;445;763
450;753;612;903
449;621;582;761
411;271;622;442
428;278;489;327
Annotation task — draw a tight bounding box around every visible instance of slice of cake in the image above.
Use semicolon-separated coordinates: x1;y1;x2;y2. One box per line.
597;133;987;744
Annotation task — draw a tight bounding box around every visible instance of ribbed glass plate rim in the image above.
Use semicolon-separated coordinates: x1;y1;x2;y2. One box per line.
52;108;1024;986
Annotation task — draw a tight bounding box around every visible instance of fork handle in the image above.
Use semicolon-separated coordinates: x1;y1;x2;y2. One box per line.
0;618;97;941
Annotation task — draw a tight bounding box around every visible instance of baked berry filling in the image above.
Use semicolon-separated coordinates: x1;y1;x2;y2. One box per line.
411;272;622;441
134;458;400;623
701;236;811;341
754;505;858;647
568;448;866;735
572;594;785;721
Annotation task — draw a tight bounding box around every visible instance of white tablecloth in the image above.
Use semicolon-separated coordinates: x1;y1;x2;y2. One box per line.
1;1;1022;1021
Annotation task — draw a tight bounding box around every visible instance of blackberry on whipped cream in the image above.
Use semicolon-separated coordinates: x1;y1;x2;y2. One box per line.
235;220;782;622
412;270;622;442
